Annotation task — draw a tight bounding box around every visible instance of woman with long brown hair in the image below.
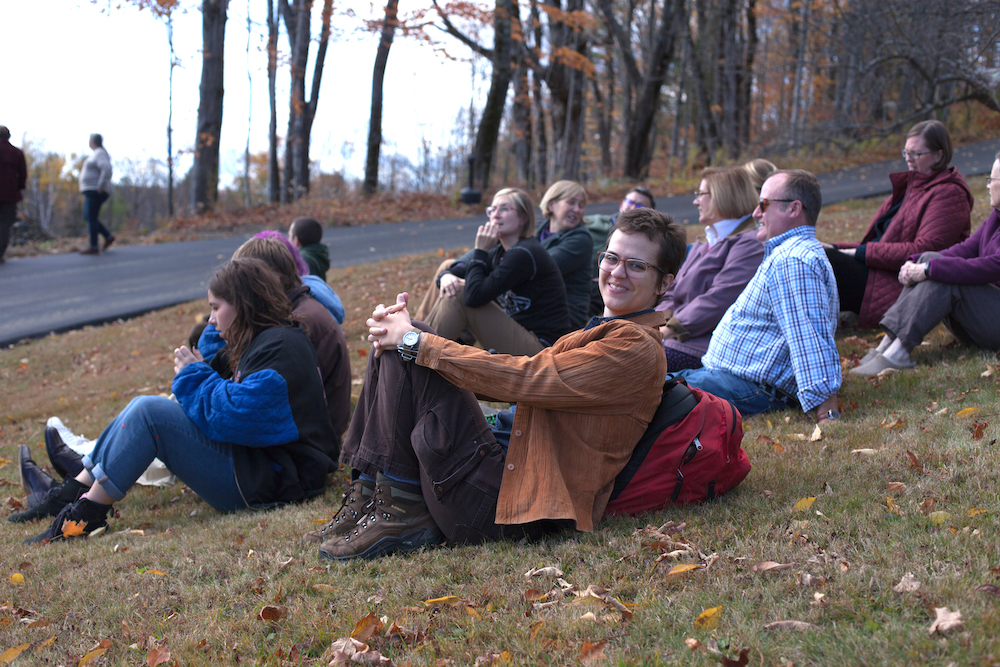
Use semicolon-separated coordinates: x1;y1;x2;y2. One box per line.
11;258;336;542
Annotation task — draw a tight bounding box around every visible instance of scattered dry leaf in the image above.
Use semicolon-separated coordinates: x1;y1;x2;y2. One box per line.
967;508;988;517
975;584;1000;598
350;612;383;642
694;606;722;630
9;573;24;585
928;607;963;634
684;638;703;651
954;407;979;419
62;520;87;537
722;648;750;667
764;620;821;631
887;482;906;492
312;584;336;593
881;417;906;429
424;596;467;608
524;567;563;579
851;448;877;456
579;639;608;664
893;573;921;593
667;564;704;576
258;605;287;622
147;644;171;667
79;647;108;666
809;425;822;442
928;511;951;525
0;644;31;664
793;497;817;512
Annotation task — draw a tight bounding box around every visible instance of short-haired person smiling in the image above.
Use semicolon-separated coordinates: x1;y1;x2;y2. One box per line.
303;208;687;561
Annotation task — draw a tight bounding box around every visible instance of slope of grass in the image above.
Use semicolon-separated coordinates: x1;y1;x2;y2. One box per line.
1;187;998;665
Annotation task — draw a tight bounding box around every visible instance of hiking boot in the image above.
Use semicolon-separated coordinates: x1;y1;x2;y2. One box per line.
18;445;55;509
302;478;376;545
318;475;443;561
45;426;85;479
23;497;111;544
79;247;100;255
103;235;116;251
8;477;87;523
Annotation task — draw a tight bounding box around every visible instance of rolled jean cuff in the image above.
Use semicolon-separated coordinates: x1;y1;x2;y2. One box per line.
87;461;128;502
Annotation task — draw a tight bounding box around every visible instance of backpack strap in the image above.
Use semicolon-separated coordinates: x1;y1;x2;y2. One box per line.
609;377;699;501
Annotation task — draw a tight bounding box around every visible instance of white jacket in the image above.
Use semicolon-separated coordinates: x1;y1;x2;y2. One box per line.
79;147;113;193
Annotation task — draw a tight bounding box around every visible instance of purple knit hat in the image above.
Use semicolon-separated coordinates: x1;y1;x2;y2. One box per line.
254;230;309;277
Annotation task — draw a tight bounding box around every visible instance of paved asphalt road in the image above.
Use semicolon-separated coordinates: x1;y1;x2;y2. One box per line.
2;138;998;346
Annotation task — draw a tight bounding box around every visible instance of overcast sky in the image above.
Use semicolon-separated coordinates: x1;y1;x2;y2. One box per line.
3;0;483;184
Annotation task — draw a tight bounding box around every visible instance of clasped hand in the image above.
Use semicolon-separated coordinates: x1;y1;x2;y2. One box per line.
367;293;413;358
897;261;928;287
475;221;502;251
173;346;204;374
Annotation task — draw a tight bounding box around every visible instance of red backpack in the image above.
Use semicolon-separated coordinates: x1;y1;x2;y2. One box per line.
604;377;750;516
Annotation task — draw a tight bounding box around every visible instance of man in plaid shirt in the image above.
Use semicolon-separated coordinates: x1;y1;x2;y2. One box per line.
676;170;842;426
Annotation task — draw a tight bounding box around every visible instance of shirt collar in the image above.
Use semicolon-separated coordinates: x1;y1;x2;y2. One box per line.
584;309;656;331
764;224;815;253
705;215;751;247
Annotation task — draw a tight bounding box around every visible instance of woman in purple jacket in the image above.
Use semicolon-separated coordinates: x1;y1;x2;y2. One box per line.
655;166;766;370
851;151;1000;375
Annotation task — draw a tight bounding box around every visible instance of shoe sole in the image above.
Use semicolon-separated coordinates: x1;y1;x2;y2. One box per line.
317;528;443;561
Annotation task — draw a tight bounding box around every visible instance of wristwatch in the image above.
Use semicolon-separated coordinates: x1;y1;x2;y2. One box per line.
820;409;841;421
399;329;422;361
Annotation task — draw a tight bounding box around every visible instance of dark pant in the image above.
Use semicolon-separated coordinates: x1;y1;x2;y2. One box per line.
340;334;553;545
881;251;1000;352
0;201;16;258
825;247;868;314
83;190;111;249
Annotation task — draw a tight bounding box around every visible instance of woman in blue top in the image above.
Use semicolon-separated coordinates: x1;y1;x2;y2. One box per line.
11;258;336;543
423;188;571;356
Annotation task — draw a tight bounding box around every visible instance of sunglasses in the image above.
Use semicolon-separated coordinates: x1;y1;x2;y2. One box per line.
757;198;796;212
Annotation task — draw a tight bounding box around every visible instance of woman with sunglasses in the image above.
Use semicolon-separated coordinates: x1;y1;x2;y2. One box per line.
420;188;571;356
823;120;972;328
11;258;336;542
654;166;767;370
851;151;1000;375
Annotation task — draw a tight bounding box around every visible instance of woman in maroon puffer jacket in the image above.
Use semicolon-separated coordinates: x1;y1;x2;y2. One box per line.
824;120;973;328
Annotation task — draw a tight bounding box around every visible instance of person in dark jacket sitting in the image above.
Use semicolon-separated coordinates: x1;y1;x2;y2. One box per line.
9;258;336;543
851;151;1000;375
421;188;571;356
537;180;594;329
289;216;330;278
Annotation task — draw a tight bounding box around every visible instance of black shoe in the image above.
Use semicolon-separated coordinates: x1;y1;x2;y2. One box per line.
8;477;87;523
45;426;85;479
23;497;111;544
103;235;116;251
18;445;55;508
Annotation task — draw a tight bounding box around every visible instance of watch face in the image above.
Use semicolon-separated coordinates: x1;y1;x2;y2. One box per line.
403;331;420;346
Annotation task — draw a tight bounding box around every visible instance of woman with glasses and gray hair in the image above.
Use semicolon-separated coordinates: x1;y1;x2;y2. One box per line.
823;120;972;328
654;165;766;370
417;188;571;356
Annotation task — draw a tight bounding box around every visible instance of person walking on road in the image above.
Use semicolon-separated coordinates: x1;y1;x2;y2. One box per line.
0;126;27;264
79;133;115;255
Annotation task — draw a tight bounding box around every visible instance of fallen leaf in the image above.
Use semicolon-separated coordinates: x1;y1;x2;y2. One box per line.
524;567;563;579
975;584;1000;598
0;644;31;663
79;647;107;666
312;584;336;593
258;605;287;622
886;497;901;515
970;421;988;439
424;595;467;608
920;497;936;514
928;607;963;634
579;611;599;623
954;407;978;419
34;636;56;654
144;570;167;576
579;640;608;664
851;448;877;456
788;433;807;441
967;508;988;517
893;573;920;593
752;561;794;573
667;564;704;576
722;648;750;667
351;611;383;642
809;425;823;442
147;644;171;667
764;620;821;631
684;637;702;651
9;573;24;585
887;482;906;492
928;511;951;525
694;606;722;630
62;520;88;537
906;450;923;471
793;497;817;512
882;417;906;429
524;589;546;601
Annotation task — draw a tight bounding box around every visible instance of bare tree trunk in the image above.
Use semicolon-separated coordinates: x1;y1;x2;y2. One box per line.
166;12;175;217
789;0;809;150
244;0;252;207
190;0;228;214
512;55;534;187
363;0;400;197
471;0;515;189
267;0;280;203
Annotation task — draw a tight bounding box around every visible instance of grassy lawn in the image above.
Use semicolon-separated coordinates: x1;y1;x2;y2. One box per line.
1;182;998;665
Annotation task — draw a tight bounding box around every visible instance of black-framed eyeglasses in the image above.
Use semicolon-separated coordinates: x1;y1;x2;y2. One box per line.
486;205;514;217
757;198;795;212
693;190;710;198
598;251;664;277
902;149;935;160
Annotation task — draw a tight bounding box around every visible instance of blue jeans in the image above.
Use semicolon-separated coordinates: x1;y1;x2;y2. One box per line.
672;367;791;417
83;396;246;512
82;190;111;249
